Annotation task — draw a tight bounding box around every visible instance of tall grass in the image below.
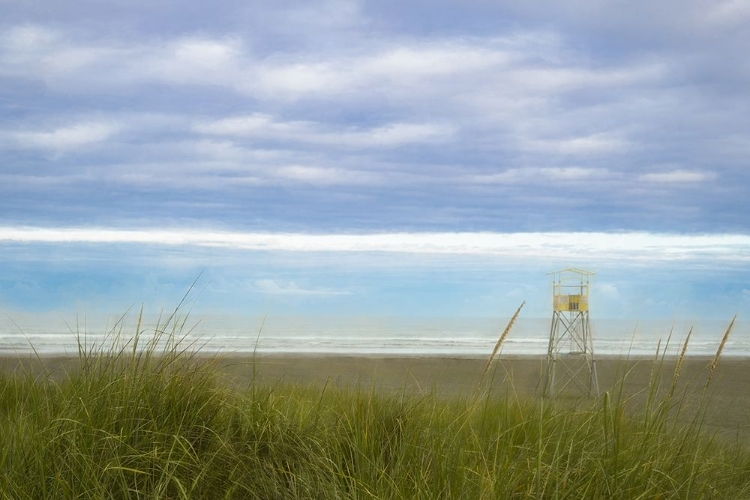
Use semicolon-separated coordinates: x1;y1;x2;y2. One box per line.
0;311;748;499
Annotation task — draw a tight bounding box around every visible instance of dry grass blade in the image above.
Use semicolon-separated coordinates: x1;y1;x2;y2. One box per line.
668;326;692;399
479;301;525;387
705;315;736;390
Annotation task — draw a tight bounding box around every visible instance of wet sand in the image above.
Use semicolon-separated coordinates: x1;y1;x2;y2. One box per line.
3;353;750;443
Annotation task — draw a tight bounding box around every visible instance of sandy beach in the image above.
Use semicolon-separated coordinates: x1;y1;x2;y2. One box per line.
4;353;749;444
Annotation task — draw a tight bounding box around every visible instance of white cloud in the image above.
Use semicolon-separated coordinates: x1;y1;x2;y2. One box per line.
1;25;129;82
349;122;453;147
1;228;749;264
548;167;606;180
193;114;283;135
276;166;381;185
0;172;97;186
10;122;119;151
639;169;715;183
469;167;609;184
173;39;238;67
507;63;665;93
253;279;350;296
520;133;629;155
253;61;342;95
361;44;510;79
189;139;249;161
127;37;243;87
0;28;243;90
244;41;513;99
598;283;621;299
193;114;454;148
1;24;60;68
708;0;750;27
0;24;663;108
2;24;58;51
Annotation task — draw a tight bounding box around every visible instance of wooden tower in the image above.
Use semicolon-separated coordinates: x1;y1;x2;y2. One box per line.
543;268;599;397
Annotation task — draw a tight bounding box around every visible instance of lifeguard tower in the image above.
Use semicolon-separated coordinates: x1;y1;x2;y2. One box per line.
543;268;599;397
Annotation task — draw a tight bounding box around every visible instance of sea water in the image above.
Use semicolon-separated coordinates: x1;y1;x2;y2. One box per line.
0;314;746;357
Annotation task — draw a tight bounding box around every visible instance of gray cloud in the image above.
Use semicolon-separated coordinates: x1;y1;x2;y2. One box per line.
0;1;748;232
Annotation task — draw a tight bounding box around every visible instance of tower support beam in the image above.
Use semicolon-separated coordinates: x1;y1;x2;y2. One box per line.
543;269;599;398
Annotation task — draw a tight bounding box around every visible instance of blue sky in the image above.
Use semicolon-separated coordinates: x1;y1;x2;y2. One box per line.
1;1;749;322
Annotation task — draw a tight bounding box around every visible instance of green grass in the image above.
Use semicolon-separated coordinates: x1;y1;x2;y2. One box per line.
1;312;748;499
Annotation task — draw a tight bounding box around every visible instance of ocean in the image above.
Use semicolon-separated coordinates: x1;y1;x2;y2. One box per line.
0;314;746;358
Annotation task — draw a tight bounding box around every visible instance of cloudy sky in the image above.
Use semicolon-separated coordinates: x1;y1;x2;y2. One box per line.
1;1;749;322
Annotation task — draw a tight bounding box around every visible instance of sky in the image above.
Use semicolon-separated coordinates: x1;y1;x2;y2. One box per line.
1;1;749;324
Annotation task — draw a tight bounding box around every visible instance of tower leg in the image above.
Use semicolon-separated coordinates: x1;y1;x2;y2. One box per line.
545;310;599;398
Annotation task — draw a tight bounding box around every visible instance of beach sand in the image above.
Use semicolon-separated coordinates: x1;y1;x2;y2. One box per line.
3;353;749;444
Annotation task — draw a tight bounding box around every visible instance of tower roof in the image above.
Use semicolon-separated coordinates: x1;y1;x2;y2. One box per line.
546;268;595;276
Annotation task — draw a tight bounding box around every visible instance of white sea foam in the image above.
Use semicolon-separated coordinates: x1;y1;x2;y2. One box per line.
0;315;745;357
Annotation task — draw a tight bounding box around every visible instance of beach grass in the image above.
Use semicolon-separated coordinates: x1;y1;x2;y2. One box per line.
1;313;749;498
